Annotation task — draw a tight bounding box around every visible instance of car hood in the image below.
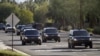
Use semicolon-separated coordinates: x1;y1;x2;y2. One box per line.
46;33;58;35
25;35;39;37
74;36;91;40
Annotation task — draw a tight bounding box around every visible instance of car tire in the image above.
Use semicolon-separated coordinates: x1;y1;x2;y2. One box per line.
89;42;93;48
5;31;7;33
38;40;42;45
13;31;15;33
85;44;88;48
68;42;71;48
54;38;58;42
43;38;47;42
17;32;20;35
20;36;22;40
71;43;75;49
57;37;61;42
22;40;26;45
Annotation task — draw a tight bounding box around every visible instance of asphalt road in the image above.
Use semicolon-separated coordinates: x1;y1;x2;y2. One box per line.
0;30;100;56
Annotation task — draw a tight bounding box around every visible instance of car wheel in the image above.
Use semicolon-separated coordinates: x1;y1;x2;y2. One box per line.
22;40;26;45
89;42;93;48
71;43;75;49
57;37;61;42
43;38;47;42
5;31;7;33
17;32;20;35
13;31;15;33
85;44;88;48
68;42;71;48
20;36;22;40
38;40;42;45
54;38;58;42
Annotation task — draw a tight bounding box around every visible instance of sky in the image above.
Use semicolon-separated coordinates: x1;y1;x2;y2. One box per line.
16;0;26;3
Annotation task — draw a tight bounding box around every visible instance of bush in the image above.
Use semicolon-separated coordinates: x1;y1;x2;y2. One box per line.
93;26;100;34
0;50;23;56
86;28;94;33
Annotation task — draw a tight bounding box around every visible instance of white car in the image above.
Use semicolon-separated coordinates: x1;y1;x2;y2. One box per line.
5;27;16;33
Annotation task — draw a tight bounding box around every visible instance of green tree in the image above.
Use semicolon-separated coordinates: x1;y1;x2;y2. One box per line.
34;1;49;23
0;3;19;23
18;9;33;24
49;0;80;29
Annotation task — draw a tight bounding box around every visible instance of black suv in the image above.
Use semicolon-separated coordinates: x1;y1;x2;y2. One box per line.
42;27;60;42
0;23;5;30
20;27;33;40
21;29;42;45
16;25;25;35
68;29;93;48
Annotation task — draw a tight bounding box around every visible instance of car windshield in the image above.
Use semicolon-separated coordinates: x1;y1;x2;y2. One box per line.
17;25;25;29
0;24;4;27
45;29;58;33
24;30;39;36
73;31;89;36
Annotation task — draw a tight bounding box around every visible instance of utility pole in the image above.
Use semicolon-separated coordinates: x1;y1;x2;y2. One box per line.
79;0;84;29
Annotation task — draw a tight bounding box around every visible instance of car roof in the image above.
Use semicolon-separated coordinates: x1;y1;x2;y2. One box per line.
69;29;87;34
43;27;57;30
24;29;37;32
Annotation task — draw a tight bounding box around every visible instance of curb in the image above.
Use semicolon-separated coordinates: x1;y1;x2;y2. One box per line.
6;46;30;56
0;40;30;56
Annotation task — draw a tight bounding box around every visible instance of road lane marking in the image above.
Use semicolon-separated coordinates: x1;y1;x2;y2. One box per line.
34;49;100;52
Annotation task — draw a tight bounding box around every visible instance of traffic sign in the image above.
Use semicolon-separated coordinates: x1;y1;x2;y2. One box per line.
5;13;20;27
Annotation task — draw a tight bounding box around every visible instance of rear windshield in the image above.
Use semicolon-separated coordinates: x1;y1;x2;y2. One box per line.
24;30;39;35
73;31;88;36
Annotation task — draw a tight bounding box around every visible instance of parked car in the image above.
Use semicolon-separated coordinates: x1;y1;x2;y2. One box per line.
5;27;16;33
42;27;60;42
16;25;25;35
0;23;5;30
21;29;42;45
68;29;93;48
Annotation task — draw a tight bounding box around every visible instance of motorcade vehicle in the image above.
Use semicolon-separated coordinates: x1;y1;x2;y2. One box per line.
0;23;5;30
42;27;60;42
16;25;25;35
20;26;33;40
21;29;42;45
5;27;16;33
68;29;93;48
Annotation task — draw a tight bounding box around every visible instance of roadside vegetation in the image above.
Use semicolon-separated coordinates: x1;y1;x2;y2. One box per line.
0;0;100;34
0;50;24;56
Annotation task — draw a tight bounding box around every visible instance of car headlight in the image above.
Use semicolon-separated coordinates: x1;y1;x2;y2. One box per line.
44;33;48;37
73;38;77;41
89;38;92;41
38;37;41;39
58;34;60;37
24;36;27;39
72;37;77;41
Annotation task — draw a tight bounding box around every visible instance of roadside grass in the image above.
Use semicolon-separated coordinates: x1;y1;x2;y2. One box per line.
0;49;24;56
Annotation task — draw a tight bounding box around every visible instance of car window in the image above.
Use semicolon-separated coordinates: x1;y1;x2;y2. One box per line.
24;30;39;35
17;25;25;29
0;24;4;27
45;29;58;33
73;31;89;36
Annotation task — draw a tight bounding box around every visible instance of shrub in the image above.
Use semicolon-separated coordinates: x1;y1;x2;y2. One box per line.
86;28;94;33
93;26;100;34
